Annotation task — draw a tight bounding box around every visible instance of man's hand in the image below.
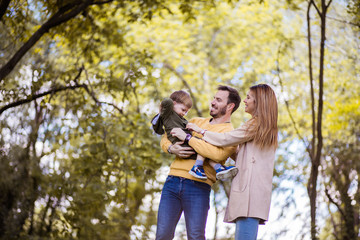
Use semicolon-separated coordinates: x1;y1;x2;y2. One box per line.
170;128;187;140
169;141;195;159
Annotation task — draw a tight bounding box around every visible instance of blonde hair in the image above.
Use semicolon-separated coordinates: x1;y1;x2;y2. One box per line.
170;90;193;109
246;84;278;149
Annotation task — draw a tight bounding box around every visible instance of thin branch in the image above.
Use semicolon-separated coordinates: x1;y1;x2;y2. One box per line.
93;0;113;4
275;43;312;159
45;199;58;234
307;1;316;161
0;67;84;115
0;0;11;21
163;62;202;117
1;65;123;115
325;188;345;218
326;0;333;10
310;0;321;16
326;15;360;27
39;196;52;236
0;1;92;81
132;86;141;113
0;84;87;115
83;67;123;114
0;0;115;82
82;84;124;114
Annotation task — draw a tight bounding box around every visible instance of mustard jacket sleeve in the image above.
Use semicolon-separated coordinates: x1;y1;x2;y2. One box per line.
160;133;172;153
159;127;236;162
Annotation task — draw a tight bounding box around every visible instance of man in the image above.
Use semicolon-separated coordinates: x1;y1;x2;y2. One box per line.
155;85;241;240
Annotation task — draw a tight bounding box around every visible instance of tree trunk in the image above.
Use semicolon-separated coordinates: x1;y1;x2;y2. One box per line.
307;0;332;238
0;0;11;21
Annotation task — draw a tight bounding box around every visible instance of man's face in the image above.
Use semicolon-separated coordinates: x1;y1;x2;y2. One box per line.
210;90;229;118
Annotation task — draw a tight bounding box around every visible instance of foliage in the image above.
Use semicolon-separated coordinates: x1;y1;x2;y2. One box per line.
0;0;359;239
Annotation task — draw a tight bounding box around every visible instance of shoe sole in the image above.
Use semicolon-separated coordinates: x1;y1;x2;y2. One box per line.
188;170;207;180
216;167;238;181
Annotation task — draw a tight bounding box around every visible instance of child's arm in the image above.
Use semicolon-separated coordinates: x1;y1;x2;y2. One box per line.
160;134;195;158
170;128;236;162
151;114;165;135
151;97;174;135
159;98;174;120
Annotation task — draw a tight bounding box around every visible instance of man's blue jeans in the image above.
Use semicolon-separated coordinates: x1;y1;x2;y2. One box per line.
156;175;211;240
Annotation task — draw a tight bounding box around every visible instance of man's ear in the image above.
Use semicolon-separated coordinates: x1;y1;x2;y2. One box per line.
227;103;235;112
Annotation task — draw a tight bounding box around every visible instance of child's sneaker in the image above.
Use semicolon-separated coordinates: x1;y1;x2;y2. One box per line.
216;166;238;180
189;165;207;180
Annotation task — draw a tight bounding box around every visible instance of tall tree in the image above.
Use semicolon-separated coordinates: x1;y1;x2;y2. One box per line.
278;0;359;238
306;0;333;238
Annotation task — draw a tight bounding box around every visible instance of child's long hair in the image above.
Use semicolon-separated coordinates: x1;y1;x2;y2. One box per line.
246;84;278;149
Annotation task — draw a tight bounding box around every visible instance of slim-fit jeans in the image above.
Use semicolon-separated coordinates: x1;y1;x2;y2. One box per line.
156;175;211;240
235;217;260;240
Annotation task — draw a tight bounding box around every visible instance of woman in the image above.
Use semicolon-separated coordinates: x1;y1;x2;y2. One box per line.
171;84;278;239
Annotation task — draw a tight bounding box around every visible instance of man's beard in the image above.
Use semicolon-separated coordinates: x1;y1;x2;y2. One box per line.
210;105;227;118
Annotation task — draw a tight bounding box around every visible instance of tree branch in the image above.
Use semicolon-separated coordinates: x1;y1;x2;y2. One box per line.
0;84;87;115
326;15;360;27
325;188;345;218
326;0;333;10
0;1;92;81
0;67;85;115
0;0;11;21
310;0;321;16
0;0;114;82
93;0;113;4
163;62;202;117
83;67;124;114
82;84;124;114
307;1;316;161
275;43;312;158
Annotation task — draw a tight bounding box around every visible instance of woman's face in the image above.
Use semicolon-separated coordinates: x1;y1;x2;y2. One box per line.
244;90;256;115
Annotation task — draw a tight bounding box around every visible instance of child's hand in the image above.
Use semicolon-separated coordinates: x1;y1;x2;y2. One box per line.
170;128;187;140
186;123;202;133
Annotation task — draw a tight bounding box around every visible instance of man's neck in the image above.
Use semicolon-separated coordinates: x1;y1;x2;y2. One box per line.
210;114;231;124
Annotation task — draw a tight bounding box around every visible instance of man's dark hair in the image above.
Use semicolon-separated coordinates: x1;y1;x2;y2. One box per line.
217;85;241;113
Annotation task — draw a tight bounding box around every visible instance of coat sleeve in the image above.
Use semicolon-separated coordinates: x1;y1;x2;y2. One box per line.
202;124;253;147
151;113;165;135
189;137;237;162
159;123;237;162
160;98;174;120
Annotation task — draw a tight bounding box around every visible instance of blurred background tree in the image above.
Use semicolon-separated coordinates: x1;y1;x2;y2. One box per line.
0;0;359;239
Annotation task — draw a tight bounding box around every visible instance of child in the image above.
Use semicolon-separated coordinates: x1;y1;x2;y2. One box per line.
151;90;238;180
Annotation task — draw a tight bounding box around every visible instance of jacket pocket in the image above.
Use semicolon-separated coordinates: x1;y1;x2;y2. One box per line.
232;168;248;192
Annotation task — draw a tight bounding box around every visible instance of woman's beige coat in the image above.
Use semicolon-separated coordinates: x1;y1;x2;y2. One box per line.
203;123;276;224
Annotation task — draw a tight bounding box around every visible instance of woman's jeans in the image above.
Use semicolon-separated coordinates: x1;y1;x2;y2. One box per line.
156;175;211;240
235;217;260;240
